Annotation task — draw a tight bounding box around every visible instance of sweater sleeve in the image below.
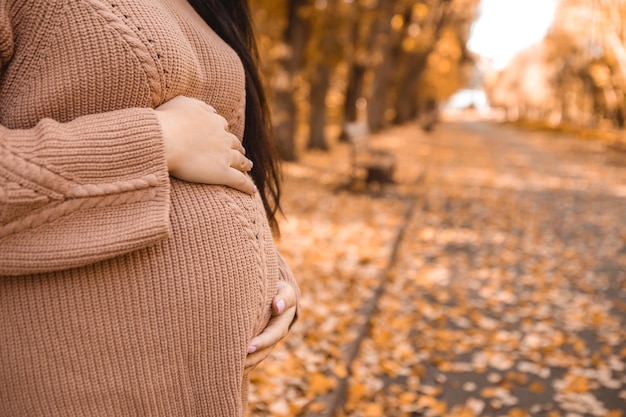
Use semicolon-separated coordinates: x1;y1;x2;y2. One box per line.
0;110;172;276
0;3;171;276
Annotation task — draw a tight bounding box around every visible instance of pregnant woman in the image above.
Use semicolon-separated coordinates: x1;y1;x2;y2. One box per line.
0;0;299;415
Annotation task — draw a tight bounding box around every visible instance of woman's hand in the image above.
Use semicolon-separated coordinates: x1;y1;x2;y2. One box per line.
244;282;298;374
155;96;256;194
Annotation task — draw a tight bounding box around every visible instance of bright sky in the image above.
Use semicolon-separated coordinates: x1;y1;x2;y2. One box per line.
468;0;558;70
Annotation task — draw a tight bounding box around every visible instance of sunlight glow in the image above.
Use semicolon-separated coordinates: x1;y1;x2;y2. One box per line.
468;0;558;69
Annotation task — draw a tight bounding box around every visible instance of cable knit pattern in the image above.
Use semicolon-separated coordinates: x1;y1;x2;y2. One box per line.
0;0;299;416
85;0;165;105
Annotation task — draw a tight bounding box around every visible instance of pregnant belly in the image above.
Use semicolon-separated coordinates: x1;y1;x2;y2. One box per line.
168;178;278;334
168;178;269;245
0;179;279;417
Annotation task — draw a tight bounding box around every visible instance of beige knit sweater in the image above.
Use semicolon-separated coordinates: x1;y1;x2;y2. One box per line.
0;0;299;416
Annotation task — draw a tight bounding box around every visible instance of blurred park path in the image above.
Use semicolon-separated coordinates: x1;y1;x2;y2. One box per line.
247;119;626;417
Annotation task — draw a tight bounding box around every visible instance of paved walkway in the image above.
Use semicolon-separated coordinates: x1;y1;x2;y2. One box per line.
247;119;626;417
342;120;626;417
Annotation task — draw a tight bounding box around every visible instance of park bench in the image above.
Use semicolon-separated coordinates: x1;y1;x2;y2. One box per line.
343;122;396;189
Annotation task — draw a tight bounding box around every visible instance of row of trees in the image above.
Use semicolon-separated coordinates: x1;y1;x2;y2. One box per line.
485;0;626;131
250;0;480;160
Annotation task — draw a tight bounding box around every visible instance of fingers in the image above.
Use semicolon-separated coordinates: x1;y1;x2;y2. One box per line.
244;311;295;372
221;169;257;195
272;282;297;315
200;100;228;130
246;283;297;353
244;345;273;373
206;115;250;173
173;97;244;155
158;95;257;193
228;134;246;156
229;149;253;173
244;283;298;373
247;304;296;355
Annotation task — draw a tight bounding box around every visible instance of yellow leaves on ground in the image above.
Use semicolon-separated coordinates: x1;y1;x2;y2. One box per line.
247;121;626;416
528;380;546;394
333;363;348;379
308;372;337;397
247;131;414;416
361;403;384;417
561;373;592;394
507;409;529;417
415;395;447;415
338;121;626;416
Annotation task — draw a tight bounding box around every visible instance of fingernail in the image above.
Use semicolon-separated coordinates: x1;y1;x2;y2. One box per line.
248;345;257;353
276;299;286;314
207;104;217;113
253;185;258;194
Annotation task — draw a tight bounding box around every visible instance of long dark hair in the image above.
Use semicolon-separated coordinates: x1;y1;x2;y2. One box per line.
187;0;282;233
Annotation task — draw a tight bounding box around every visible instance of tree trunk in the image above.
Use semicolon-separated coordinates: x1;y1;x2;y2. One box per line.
340;4;369;141
307;65;332;150
366;0;402;133
344;64;367;122
339;4;368;135
272;87;298;160
271;0;310;161
393;1;449;125
339;63;367;141
392;53;428;124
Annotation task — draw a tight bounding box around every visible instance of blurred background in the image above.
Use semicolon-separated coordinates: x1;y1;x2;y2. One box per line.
246;1;626;416
249;0;626;155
